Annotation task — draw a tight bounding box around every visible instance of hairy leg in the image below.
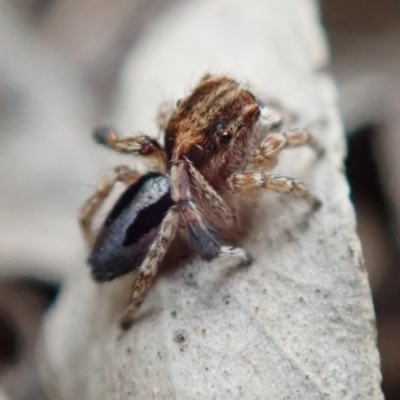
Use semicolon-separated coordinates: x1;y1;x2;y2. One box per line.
228;172;321;209
249;128;324;170
79;165;140;246
171;162;222;260
171;163;252;266
92;126;167;172
120;209;180;329
186;162;235;226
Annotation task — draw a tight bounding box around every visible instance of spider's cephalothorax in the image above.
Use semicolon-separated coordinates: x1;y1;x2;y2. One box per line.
165;75;260;187
79;73;323;329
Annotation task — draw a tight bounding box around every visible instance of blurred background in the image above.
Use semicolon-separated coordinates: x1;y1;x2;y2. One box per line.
0;0;399;398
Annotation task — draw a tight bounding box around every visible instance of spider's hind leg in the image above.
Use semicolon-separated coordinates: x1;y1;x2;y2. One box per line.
120;208;180;329
79;165;140;246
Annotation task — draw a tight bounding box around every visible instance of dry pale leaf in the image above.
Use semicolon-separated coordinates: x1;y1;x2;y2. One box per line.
40;0;383;399
0;388;11;400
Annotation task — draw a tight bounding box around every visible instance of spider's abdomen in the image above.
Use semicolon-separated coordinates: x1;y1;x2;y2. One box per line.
89;173;173;282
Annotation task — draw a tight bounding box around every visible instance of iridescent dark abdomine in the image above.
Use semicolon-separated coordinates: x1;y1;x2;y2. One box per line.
89;173;173;281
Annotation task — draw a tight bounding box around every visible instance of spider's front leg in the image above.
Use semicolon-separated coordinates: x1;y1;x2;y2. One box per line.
235;127;323;208
79;166;140;246
248;128;324;170
171;162;251;264
171;162;221;260
120;208;180;330
186;162;235;226
228;172;321;210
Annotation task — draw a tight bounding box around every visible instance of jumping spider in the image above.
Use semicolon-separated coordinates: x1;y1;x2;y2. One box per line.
79;73;323;329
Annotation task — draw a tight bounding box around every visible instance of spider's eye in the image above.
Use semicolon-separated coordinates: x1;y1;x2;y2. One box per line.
235;122;244;131
220;131;233;143
176;99;182;107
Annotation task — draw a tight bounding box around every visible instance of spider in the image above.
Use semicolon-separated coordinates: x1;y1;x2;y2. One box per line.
79;73;323;329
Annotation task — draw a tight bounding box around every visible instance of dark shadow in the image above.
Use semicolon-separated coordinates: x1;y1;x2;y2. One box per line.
0;311;20;367
346;124;400;400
